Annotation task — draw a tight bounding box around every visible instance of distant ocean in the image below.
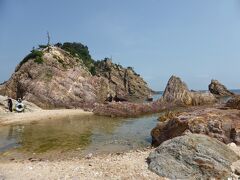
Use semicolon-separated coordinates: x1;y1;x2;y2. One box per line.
231;89;240;94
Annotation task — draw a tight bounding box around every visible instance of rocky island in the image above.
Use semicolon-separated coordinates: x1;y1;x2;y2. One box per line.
0;43;152;109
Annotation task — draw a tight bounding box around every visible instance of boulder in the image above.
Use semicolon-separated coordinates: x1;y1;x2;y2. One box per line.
151;106;240;147
209;79;234;97
147;134;239;179
151;116;189;146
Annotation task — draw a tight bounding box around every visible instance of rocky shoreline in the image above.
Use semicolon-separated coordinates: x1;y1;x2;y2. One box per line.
0;42;240;179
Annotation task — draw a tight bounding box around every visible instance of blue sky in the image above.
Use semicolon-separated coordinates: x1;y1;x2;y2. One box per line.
1;0;240;90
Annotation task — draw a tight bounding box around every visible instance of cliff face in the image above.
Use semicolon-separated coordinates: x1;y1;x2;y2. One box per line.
0;45;151;109
95;59;151;100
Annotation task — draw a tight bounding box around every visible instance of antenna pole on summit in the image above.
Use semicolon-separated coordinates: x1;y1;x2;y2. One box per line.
47;31;51;52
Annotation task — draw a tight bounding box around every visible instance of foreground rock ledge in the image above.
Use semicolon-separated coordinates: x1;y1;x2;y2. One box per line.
147;134;239;179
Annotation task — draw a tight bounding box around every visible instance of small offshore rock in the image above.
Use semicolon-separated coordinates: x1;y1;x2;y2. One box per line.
209;79;234;97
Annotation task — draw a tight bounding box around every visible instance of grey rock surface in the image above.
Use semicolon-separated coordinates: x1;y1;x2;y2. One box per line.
148;134;239;179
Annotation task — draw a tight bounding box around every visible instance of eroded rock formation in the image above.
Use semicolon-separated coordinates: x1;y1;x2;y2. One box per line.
209;79;234;97
147;134;239;179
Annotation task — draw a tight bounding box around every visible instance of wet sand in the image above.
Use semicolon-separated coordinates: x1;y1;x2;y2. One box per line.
0;109;93;125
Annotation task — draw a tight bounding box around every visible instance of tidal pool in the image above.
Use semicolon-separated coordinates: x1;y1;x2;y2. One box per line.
0;113;160;160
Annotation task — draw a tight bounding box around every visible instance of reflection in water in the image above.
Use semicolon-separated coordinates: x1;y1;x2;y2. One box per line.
0;114;159;159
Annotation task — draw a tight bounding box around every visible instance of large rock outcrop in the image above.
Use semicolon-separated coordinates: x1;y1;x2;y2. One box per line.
0;45;151;109
162;75;216;106
209;79;234;97
94;76;216;117
151;106;240;147
147;134;239;179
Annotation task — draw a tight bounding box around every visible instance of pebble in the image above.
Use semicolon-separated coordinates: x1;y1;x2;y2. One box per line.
85;153;93;159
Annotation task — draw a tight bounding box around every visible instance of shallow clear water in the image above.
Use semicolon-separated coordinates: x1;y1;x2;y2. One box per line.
0;94;163;160
0;113;160;160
